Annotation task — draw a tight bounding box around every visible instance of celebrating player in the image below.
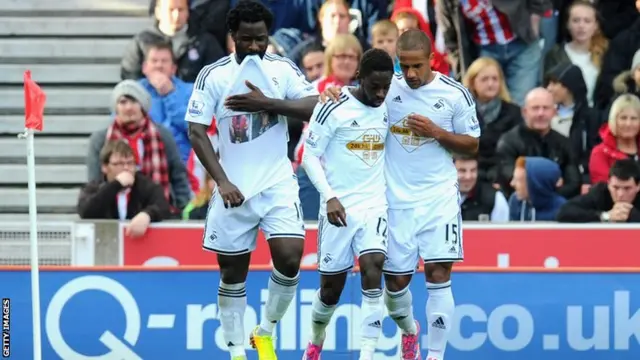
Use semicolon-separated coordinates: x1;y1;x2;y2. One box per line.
300;49;395;360
321;29;480;360
185;1;318;359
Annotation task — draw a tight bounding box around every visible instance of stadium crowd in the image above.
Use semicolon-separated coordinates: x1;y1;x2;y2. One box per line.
79;0;640;235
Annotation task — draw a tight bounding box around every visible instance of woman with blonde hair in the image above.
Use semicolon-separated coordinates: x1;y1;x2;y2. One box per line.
463;57;521;182
314;33;362;92
544;0;608;106
589;94;640;183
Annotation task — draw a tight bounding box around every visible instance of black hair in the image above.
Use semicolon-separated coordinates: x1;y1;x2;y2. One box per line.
453;153;478;162
358;48;394;79
609;159;640;183
227;0;274;33
300;43;325;63
397;28;432;56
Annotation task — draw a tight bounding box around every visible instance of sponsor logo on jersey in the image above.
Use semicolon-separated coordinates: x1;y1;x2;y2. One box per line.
345;130;385;166
389;115;435;152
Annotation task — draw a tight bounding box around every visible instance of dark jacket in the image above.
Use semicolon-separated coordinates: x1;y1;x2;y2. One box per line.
496;124;582;198
120;26;225;82
594;17;640;109
546;63;600;183
556;182;640;222
77;172;171;221
460;182;497;221
477;100;522;182
508;157;566;221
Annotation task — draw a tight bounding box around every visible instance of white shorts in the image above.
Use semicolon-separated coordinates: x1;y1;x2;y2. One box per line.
383;200;463;275
202;175;305;256
317;206;388;275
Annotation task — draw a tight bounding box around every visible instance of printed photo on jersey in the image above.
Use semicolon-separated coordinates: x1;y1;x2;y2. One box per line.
227;112;279;144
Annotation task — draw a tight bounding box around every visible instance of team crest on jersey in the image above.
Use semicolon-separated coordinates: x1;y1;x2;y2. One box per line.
389;114;436;152
383;113;388;124
345;129;385;167
433;98;446;111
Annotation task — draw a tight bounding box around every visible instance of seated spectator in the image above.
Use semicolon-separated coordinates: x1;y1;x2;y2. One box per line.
299;44;326;82
121;0;224;82
545;62;600;193
455;155;509;222
496;88;581;198
437;0;551;105
391;7;450;74
287;0;353;66
557;159;640;222
589;94;640;183
463;57;522;183
371;20;400;71
87;80;192;211
182;173;215;220
509;156;566;221
612;49;640;100
594;1;640;109
139;42;193;164
77;140;171;236
314;33;362;92
544;1;607;107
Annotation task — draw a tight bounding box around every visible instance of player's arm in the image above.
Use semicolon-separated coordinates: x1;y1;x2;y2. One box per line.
263;63;319;119
186;73;244;207
439;99;480;155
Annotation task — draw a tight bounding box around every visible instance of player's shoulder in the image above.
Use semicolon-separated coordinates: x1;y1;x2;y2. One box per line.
194;55;233;90
312;92;350;125
434;73;474;107
263;53;304;78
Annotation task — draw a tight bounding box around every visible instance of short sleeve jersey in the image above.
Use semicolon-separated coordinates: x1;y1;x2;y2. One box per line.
305;88;388;212
385;72;481;209
185;53;318;199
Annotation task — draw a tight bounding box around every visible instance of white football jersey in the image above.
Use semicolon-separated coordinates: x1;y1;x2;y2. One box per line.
185;53;318;199
385;72;481;209
304;88;389;212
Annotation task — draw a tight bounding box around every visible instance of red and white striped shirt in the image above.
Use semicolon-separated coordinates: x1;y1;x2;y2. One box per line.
459;0;515;46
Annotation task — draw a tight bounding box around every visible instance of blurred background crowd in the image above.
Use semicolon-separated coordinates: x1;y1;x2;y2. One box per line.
7;0;640;235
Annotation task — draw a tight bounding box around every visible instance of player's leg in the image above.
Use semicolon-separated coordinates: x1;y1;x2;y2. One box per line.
203;190;259;360
303;214;355;360
382;208;420;360
420;210;463;360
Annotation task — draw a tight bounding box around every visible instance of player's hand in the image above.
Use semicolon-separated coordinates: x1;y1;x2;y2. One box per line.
326;197;347;227
224;81;269;112
609;202;633;222
125;212;151;238
406;114;443;139
115;171;135;187
319;86;342;103
218;180;245;208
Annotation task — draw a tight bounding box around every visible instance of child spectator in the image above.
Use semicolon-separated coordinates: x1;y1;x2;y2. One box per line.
509;156;566;221
371;20;400;71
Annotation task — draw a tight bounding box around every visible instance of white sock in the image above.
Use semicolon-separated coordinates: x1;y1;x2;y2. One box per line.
426;281;455;360
360;288;383;359
384;287;418;334
218;281;247;358
258;268;299;335
310;290;336;345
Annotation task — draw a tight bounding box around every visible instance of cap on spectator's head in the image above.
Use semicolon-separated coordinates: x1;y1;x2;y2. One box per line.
111;80;151;113
632;49;640;72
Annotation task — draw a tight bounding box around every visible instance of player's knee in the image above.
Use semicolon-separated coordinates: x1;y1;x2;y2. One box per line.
359;254;384;289
424;262;452;283
218;254;250;284
384;274;412;292
319;282;342;305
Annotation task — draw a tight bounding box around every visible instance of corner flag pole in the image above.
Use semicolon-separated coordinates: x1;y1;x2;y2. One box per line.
21;70;46;360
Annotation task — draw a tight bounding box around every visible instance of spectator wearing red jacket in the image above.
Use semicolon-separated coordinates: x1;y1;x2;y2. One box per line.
391;7;450;75
589;94;640;184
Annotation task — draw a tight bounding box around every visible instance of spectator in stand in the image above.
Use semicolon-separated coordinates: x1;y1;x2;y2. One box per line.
594;0;639;41
437;0;552;105
612;49;640;101
496;87;581;198
390;7;450;74
182;173;215;220
299;44;326;82
557;159;640;222
371;20;400;71
121;0;225;82
78;141;171;236
594;1;640;110
545;63;600;193
456;155;510;222
463;57;522;183
87;80;192;211
139;42;193;164
589;94;640;184
509;156;566;221
544;1;607;107
314;33;361;92
393;0;440;45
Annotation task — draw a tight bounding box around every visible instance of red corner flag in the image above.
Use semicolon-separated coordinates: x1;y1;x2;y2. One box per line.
24;70;46;131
